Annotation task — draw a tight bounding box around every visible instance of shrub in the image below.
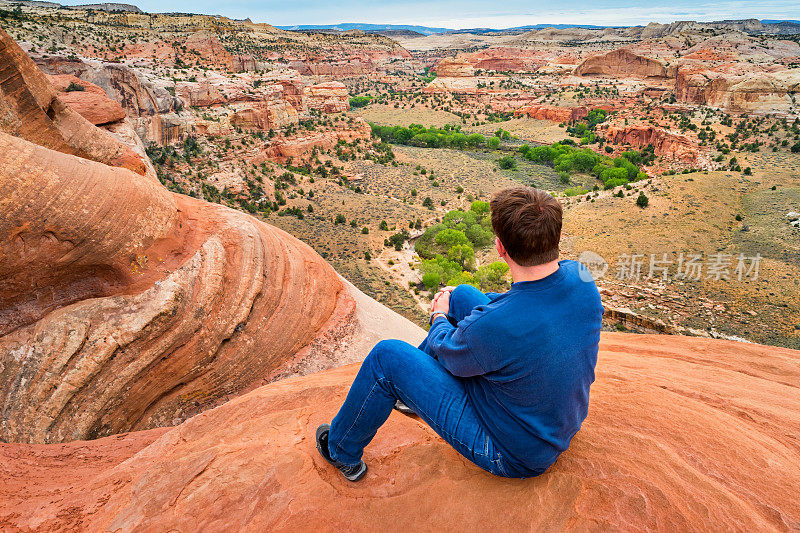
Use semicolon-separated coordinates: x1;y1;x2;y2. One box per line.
349;96;372;108
487;137;501;149
636;192;649;208
498;155;517;170
65;81;85;92
334;214;346;224
422;271;442;290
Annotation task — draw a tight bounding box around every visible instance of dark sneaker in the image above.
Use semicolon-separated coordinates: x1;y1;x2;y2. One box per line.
315;424;368;482
393;400;415;415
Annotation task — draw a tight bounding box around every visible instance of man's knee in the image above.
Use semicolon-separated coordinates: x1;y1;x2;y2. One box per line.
451;284;482;304
450;284;484;313
367;339;415;376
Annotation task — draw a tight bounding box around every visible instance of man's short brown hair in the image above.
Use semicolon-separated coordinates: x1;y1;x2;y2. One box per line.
490;187;562;266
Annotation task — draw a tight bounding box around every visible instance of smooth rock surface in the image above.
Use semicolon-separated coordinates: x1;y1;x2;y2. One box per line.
1;333;798;531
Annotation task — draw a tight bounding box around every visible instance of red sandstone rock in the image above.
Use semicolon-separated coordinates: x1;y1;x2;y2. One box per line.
0;31;378;444
261;118;372;163
176;80;226;107
465;47;542;72
231;100;299;130
0;28;148;175
0;130;354;443
48;74;127;125
303;81;350;113
675;63;800;115
515;103;589;123
604;124;706;166
1;332;798;530
434;57;475;77
575;48;671;78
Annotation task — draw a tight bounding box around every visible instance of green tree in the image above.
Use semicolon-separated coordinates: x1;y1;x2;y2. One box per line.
487;136;501;149
474;262;510;291
435;228;469;248
447;243;475;270
636;192;649;208
498;155;516;170
467;133;485;147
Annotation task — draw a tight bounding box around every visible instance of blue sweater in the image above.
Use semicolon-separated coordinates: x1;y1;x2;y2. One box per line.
427;260;603;472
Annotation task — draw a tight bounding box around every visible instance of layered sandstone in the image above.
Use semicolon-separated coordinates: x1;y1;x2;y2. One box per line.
0;32;388;444
36;56;187;145
303;81;350;113
1;333;798;530
231;100;299;130
605;124;706;167
0;28;148;175
676;65;800;115
515;103;589;123
575;48;672;78
466;47;542;72
261;118;372;163
434;57;475;77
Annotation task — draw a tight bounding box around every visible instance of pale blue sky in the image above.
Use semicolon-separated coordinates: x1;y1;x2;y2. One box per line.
58;0;799;29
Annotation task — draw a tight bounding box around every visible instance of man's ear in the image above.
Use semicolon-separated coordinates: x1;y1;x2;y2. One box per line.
495;237;506;258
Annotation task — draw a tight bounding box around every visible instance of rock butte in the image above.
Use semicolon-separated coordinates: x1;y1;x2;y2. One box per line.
1;333;799;531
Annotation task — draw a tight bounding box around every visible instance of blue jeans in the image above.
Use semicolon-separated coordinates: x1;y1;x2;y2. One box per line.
328;285;520;478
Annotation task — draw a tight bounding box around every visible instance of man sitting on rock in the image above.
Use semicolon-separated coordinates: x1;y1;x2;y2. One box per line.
316;187;604;481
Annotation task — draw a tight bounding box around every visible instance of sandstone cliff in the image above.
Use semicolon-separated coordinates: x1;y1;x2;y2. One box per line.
434;57;475;77
575;48;672;78
676;64;800;115
604;124;708;167
514;104;589;123
303;81;350;113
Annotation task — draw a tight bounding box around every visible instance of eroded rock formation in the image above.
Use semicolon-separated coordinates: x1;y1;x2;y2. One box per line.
0;30;399;445
434;57;475;77
36;55;187;145
676;65;800;115
0;28;148;175
303;81;350;113
1;333;798;530
575;48;672;78
47;74;127;126
260;118;372;163
514;104;589;123
604;124;707;167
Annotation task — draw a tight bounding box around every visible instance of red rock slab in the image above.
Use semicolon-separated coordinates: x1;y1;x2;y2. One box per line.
0;28;147;175
1;332;798;531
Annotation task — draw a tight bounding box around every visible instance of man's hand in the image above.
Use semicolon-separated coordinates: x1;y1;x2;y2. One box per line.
431;286;454;316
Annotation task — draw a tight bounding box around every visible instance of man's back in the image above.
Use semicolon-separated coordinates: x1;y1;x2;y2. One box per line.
430;260;604;473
